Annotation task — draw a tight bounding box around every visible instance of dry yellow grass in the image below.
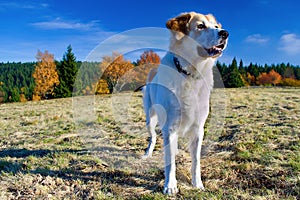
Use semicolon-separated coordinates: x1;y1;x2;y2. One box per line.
0;87;299;199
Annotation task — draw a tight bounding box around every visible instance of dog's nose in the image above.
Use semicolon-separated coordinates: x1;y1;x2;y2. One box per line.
218;30;229;39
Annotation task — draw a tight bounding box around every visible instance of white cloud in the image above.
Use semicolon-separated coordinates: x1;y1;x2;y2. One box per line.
245;34;269;44
86;28;169;62
31;18;99;31
0;2;48;10
279;33;300;55
40;3;49;8
0;30;116;62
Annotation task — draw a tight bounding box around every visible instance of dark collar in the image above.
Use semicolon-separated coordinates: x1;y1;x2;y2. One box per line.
173;56;191;76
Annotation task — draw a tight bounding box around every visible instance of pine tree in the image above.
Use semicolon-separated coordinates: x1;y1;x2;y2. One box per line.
55;45;78;98
294;67;300;80
238;59;246;76
11;87;20;102
225;58;245;88
248;62;260;78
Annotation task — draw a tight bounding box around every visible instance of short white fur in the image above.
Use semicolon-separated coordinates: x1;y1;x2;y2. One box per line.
141;12;228;195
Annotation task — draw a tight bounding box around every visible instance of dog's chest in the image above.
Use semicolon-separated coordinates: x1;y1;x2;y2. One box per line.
180;78;208;108
178;74;212;126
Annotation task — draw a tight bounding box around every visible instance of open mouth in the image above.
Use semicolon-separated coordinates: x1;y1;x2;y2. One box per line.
205;44;225;57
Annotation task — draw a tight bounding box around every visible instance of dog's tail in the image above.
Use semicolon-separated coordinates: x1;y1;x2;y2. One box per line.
134;85;146;92
134;68;157;92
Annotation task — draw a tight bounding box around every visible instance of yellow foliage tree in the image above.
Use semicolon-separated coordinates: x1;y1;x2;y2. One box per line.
281;78;300;87
95;79;110;94
20;87;27;102
245;72;256;86
32;50;59;100
100;52;134;93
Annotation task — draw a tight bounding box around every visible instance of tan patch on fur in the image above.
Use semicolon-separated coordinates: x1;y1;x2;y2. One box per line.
166;13;192;34
205;14;222;28
166;12;222;36
205;14;216;23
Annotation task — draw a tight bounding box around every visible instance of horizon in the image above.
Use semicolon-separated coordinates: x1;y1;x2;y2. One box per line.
1;0;300;66
1;53;300;68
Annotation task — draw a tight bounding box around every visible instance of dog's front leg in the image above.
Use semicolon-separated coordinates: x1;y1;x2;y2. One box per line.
163;131;178;195
190;128;205;190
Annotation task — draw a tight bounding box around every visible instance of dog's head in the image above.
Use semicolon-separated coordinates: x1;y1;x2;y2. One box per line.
166;12;228;58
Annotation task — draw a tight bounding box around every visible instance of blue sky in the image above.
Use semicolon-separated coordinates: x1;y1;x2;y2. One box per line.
1;0;300;65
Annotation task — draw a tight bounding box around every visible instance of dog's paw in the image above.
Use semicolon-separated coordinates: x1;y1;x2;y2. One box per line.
163;186;178;195
141;154;151;159
163;180;178;195
192;180;205;191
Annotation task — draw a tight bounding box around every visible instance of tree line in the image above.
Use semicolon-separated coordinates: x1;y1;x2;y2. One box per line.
215;58;300;88
0;62;35;102
0;46;299;103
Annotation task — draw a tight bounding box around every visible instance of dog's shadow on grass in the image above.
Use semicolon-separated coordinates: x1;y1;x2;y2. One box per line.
0;148;86;174
0;148;57;158
0;147;164;192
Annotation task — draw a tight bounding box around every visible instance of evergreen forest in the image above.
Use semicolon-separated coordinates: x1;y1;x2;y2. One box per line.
0;46;299;103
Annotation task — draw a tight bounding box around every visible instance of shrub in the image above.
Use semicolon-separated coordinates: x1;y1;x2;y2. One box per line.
280;78;300;87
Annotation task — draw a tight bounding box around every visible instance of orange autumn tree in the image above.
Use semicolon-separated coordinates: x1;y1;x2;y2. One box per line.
257;69;282;86
137;50;161;65
268;69;282;85
99;52;134;93
132;50;161;87
32;50;59;100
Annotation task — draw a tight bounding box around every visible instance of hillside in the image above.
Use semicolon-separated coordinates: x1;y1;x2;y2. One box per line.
0;87;299;199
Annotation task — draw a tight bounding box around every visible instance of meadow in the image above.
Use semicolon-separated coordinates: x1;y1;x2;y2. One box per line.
0;87;299;199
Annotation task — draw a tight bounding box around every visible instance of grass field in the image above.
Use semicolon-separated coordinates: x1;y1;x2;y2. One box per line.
0;87;299;199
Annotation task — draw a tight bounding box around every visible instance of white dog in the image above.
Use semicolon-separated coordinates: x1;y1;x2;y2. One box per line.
141;12;228;194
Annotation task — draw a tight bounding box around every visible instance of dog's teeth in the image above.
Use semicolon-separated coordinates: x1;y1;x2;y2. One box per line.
207;46;223;56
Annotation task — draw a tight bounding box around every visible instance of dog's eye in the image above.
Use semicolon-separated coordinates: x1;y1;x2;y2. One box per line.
197;24;206;29
215;25;219;29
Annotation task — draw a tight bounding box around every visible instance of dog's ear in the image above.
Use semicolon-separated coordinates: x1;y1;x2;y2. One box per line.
166;13;192;36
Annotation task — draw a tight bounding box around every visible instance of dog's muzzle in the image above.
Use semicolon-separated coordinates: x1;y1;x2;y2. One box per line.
204;29;229;57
